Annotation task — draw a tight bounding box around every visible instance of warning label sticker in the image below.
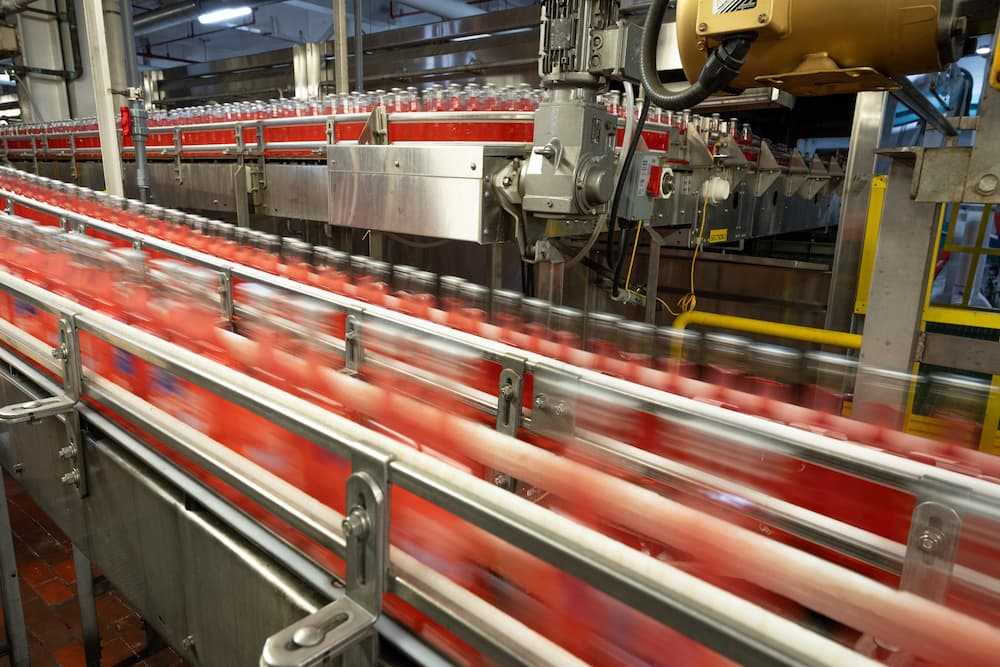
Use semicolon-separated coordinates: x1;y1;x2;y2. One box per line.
713;0;758;14
709;228;730;244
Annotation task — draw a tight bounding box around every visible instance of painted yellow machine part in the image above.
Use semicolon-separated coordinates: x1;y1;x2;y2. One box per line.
853;176;888;316
677;0;951;96
991;44;1000;92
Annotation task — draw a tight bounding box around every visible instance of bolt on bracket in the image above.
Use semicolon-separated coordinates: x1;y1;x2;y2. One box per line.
261;453;390;667
856;500;961;665
0;396;76;425
343;315;363;375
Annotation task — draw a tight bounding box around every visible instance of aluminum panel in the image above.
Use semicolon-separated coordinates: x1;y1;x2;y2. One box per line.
328;144;516;243
260;163;329;221
142;162;240;213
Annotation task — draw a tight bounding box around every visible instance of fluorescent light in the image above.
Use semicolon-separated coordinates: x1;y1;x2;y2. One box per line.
977;46;992;56
451;33;491;42
198;5;252;25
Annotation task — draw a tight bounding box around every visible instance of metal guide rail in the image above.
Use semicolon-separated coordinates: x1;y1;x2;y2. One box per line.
3;187;999;524
0;112;541;161
0;269;880;667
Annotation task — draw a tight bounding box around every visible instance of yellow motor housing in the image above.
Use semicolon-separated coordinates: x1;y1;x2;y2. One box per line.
676;0;965;96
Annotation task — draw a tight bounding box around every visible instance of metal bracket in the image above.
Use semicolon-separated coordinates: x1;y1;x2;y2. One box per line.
343;315;362;374
784;151;810;197
0;396;76;424
358;106;388;146
261;454;389;667
494;368;523;437
219;269;234;325
856;500;961;665
753;141;782;197
53;317;87;498
530;368;577;438
490;368;524;493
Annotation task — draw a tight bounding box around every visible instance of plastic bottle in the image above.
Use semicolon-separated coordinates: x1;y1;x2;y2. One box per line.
280;237;314;282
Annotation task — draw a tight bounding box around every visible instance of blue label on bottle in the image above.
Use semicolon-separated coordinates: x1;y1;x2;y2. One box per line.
13;299;36;317
114;348;134;376
152;368;178;395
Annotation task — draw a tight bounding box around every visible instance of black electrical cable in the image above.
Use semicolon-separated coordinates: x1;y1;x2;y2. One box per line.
608;97;652;298
639;0;756;111
606;97;652;271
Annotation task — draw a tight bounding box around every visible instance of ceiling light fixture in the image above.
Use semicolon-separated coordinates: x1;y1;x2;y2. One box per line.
198;5;253;25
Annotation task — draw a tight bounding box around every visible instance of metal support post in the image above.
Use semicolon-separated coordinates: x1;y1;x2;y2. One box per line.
293;43;323;100
73;545;101;667
233;163;250;229
353;0;364;90
854;158;938;425
534;241;565;305
333;0;349;94
488;243;504;299
0;471;29;666
121;0;151;202
80;0;125;196
368;232;384;260
824;92;894;334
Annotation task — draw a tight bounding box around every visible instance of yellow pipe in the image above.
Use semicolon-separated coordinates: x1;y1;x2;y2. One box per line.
672;311;863;351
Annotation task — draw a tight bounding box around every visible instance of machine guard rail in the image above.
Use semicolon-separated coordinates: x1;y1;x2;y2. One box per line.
2;189;998;527
0;270;881;666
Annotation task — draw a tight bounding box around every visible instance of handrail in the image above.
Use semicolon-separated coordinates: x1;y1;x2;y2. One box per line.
672;310;863;350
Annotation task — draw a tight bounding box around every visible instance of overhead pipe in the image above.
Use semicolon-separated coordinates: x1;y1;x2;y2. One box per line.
133;0;200;36
396;0;484;19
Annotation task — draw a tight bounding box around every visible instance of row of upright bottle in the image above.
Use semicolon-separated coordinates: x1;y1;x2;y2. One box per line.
0;77;759;143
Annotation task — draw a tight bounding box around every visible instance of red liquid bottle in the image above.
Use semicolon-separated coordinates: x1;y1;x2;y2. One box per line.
279;237;314;283
313;247;351;294
106;248;154;399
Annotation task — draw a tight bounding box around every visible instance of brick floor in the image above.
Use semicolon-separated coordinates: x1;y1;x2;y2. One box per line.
0;473;187;666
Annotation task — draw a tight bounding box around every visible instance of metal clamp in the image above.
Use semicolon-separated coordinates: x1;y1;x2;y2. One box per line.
261;454;390;667
343;315;363;374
